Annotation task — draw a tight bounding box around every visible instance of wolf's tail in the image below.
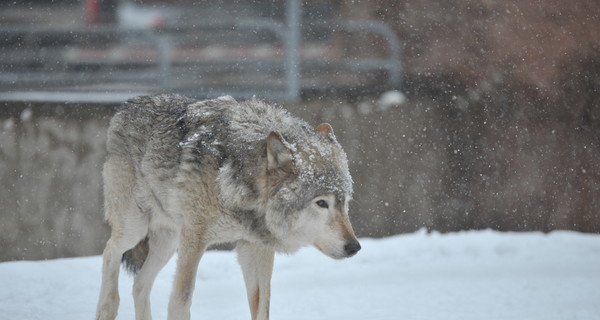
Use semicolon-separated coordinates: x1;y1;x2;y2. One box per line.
122;237;149;275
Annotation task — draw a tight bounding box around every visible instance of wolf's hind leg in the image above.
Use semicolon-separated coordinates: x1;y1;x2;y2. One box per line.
168;230;207;320
237;241;275;320
133;228;178;320
96;218;148;320
97;156;149;320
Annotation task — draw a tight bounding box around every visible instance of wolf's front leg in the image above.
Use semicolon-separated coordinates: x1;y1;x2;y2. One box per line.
237;241;275;320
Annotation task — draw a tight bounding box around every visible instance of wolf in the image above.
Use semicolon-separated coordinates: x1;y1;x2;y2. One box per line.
95;94;360;320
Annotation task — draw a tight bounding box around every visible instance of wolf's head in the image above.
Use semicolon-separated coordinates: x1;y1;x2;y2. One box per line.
265;123;361;259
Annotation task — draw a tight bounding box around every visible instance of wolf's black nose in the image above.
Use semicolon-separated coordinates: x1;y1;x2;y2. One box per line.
344;240;361;256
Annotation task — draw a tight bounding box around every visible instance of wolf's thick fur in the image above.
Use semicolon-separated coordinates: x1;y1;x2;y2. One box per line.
95;94;360;320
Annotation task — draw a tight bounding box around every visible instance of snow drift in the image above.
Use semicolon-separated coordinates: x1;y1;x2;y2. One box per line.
1;230;599;320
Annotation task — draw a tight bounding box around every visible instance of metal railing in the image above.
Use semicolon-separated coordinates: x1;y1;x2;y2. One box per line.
0;0;401;102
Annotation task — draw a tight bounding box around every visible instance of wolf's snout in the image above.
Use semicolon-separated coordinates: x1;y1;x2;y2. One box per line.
344;240;361;257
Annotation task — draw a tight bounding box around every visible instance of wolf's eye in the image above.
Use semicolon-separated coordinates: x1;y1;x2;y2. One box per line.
316;200;329;209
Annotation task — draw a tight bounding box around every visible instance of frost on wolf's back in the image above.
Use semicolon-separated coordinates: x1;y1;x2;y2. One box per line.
217;95;236;102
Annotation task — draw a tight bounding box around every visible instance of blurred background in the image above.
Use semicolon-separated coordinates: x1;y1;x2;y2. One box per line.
0;0;598;261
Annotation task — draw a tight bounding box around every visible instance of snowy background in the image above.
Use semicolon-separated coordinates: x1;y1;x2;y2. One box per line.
1;2;600;319
1;230;599;320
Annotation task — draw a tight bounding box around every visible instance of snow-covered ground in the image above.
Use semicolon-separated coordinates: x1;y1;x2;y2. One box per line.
1;230;599;320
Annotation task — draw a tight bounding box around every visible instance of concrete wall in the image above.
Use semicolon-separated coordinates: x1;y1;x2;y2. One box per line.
2;94;600;261
1;103;113;261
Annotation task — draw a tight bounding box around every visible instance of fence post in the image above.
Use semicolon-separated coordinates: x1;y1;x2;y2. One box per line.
157;34;172;90
285;0;301;101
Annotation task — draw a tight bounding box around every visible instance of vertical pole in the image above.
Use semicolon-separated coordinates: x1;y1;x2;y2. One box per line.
285;0;301;101
157;34;171;90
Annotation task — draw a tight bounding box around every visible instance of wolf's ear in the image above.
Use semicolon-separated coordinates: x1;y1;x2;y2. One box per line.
315;123;336;141
266;131;294;174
